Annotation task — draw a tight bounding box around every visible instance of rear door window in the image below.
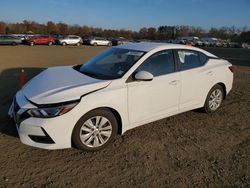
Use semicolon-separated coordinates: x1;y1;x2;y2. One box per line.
177;50;202;71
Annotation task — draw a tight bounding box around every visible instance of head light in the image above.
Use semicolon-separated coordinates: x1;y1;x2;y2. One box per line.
27;102;78;118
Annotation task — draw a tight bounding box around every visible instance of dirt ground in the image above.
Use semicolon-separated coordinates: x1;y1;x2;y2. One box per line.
0;45;249;187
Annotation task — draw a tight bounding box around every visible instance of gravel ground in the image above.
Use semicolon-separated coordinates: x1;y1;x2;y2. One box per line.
0;45;249;187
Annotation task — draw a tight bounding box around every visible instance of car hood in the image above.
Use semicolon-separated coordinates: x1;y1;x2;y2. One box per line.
22;66;111;105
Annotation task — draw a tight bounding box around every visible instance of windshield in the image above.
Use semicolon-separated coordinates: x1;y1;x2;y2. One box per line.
79;48;145;80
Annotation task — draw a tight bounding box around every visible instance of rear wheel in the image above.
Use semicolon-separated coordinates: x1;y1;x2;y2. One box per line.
72;109;118;151
93;42;97;46
62;42;67;46
48;41;53;46
30;42;34;46
76;42;81;46
12;42;17;46
204;84;224;113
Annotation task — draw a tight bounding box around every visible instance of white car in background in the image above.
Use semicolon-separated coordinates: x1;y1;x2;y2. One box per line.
9;42;234;151
88;37;112;46
57;35;82;46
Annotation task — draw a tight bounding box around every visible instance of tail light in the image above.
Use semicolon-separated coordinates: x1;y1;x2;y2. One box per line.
229;65;236;73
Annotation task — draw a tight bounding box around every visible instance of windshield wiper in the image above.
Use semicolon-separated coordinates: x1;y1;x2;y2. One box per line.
81;70;99;79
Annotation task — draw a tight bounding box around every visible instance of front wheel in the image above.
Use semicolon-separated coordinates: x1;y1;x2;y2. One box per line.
204;84;224;113
30;42;34;46
72;109;118;151
48;41;53;46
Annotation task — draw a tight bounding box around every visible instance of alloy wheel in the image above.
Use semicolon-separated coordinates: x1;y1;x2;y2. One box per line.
208;89;223;111
79;116;112;148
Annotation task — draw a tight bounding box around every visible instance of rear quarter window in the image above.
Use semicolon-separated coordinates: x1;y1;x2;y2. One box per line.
199;52;208;65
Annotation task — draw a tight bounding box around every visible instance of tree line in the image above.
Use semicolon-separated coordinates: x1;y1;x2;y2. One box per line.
0;20;249;43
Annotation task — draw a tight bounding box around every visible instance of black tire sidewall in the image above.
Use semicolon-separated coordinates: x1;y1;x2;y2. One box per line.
204;84;224;113
72;109;118;151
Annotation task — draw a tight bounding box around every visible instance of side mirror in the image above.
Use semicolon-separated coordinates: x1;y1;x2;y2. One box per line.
134;71;153;81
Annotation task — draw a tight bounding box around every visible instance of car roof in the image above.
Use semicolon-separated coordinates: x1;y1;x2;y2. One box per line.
115;42;217;57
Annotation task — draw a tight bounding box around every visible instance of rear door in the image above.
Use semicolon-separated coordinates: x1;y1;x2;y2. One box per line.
175;49;214;111
99;38;106;45
41;36;48;44
67;36;74;44
35;36;43;44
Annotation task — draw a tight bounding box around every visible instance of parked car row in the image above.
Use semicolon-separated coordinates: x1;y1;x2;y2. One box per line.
0;34;116;47
167;36;241;48
0;34;246;48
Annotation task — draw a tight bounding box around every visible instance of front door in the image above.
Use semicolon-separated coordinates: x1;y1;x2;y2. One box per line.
127;50;180;124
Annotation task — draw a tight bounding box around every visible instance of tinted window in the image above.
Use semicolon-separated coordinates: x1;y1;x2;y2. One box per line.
136;50;175;77
199;52;208;65
177;50;201;71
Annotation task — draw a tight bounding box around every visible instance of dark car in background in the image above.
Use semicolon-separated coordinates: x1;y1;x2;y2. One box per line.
112;37;131;46
228;42;241;48
0;35;23;45
23;35;55;46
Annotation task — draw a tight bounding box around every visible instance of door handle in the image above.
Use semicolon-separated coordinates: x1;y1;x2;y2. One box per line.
206;71;213;76
169;80;178;85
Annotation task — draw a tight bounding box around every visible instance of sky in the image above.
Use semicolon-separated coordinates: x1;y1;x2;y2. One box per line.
0;0;249;31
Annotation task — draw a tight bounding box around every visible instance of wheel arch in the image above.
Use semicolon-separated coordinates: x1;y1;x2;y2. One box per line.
202;82;227;107
70;106;123;148
74;106;123;135
216;82;227;99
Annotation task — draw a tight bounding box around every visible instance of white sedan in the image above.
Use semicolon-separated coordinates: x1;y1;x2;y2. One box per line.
9;42;234;151
88;37;112;46
57;35;82;46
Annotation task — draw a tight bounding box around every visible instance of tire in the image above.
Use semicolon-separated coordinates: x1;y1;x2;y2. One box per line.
93;42;97;46
48;41;53;46
62;42;67;46
72;108;118;151
76;42;80;46
12;42;17;46
30;42;34;46
108;42;112;46
204;84;224;113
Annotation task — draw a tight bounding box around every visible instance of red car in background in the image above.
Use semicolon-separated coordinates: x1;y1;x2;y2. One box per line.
24;35;55;46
